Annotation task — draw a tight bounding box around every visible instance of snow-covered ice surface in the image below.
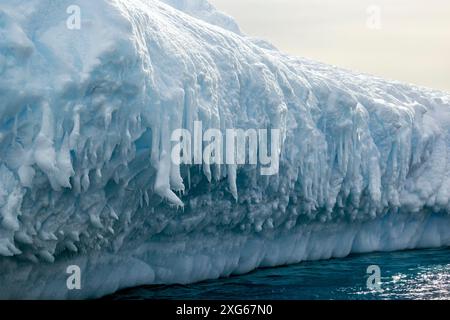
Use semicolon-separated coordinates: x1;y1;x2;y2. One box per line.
0;0;450;299
160;0;241;34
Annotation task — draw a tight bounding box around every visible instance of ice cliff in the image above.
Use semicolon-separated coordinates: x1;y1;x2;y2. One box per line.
0;0;449;299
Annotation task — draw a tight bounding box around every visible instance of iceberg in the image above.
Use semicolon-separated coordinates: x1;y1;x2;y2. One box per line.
0;0;449;299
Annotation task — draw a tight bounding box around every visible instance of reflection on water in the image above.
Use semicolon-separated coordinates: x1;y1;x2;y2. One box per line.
108;248;450;300
351;264;450;300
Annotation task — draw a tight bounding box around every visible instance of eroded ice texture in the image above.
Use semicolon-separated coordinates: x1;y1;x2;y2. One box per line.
0;0;449;299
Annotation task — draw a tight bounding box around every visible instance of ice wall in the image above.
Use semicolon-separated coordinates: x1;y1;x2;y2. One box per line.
0;0;449;298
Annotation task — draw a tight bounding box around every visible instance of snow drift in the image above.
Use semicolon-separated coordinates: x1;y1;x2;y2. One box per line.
0;0;449;299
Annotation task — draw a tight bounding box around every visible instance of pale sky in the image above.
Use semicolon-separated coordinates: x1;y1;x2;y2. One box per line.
210;0;450;92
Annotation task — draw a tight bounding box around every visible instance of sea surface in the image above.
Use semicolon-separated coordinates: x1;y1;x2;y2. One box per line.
109;248;450;300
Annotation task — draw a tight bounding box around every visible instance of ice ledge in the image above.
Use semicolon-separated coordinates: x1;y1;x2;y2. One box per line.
1;211;449;299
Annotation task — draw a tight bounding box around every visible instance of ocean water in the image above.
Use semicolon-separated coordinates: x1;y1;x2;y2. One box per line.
109;248;450;300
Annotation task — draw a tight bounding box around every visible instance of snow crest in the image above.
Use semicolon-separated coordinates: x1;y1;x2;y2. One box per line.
0;0;450;298
160;0;242;34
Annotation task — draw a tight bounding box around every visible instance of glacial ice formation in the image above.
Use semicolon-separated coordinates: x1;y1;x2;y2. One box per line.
0;0;449;299
160;0;241;34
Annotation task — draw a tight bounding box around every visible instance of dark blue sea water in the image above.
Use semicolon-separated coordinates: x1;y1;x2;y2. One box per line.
110;248;450;300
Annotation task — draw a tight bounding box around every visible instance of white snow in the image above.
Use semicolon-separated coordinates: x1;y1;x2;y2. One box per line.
0;0;449;299
160;0;242;34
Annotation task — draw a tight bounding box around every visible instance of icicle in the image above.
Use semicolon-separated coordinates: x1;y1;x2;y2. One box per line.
69;106;81;149
66;241;78;252
144;190;149;206
81;170;90;191
25;254;39;264
68;231;80;242
228;164;238;200
109;205;119;220
89;210;104;229
38;250;55;263
55;134;74;189
0;242;14;256
33;103;62;190
154;118;184;207
154;151;184;207
14;231;33;245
